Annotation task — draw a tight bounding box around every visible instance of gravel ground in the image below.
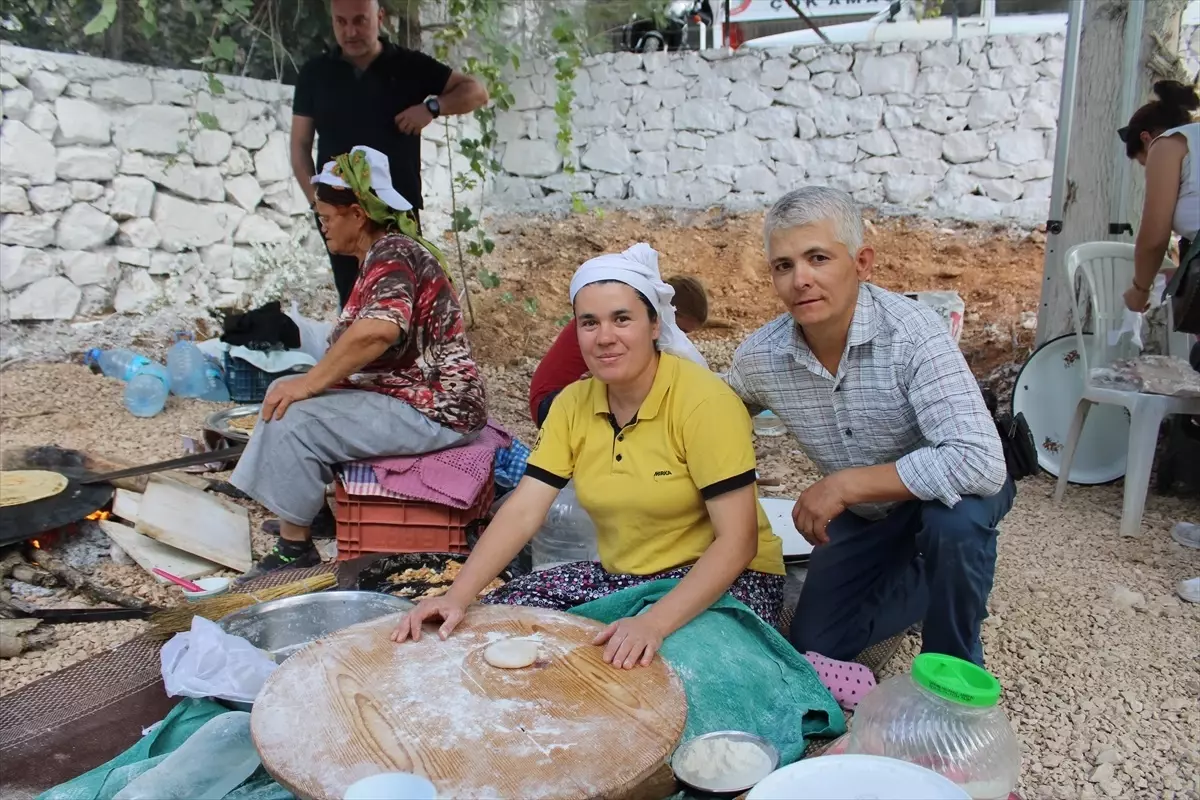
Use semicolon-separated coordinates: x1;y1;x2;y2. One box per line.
2;361;1197;798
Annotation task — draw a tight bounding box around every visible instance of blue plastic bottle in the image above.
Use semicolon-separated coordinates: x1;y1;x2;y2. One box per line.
166;338;209;398
86;348;151;382
124;362;170;418
199;356;231;402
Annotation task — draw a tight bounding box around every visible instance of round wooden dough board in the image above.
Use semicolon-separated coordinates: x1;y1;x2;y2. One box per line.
251;604;688;800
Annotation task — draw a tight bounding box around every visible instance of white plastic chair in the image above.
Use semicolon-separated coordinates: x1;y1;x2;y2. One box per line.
1053;242;1200;536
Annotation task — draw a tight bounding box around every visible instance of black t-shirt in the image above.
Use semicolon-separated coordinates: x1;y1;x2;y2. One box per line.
293;40;452;210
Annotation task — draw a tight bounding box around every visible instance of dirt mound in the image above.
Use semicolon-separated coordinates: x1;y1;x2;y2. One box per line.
465;209;1043;376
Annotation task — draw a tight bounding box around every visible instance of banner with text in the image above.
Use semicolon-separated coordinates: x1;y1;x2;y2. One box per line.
722;0;893;24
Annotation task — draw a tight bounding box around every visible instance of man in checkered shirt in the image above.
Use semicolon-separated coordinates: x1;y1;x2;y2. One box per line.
725;186;1014;666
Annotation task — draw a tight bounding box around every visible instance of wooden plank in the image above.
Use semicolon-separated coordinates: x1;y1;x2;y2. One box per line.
134;477;251;573
111;489;141;524
99;519;222;584
253;605;687;800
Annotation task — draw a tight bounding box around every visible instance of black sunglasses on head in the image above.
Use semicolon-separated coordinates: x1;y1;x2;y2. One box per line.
1117;126;1130;143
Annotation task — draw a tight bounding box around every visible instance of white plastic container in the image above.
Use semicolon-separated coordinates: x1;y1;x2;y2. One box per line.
845;653;1020;800
183;577;232;603
345;773;437;800
748;754;970;800
753;410;787;437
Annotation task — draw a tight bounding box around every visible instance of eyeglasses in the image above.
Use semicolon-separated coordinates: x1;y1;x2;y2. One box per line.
1117;126;1130;143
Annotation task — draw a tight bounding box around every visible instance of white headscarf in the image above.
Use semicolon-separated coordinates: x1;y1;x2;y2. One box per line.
568;243;708;368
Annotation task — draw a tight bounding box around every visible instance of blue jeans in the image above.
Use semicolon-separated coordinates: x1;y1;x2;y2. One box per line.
789;478;1016;666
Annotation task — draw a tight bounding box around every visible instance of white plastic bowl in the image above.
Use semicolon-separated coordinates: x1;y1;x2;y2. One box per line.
183;576;231;603
344;772;437;800
747;754;971;800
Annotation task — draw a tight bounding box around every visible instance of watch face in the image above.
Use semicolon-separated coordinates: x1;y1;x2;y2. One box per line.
426;98;441;117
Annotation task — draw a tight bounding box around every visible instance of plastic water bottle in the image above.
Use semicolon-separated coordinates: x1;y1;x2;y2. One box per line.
166;339;209;398
114;711;261;800
199;356;231;402
85;348;151;382
124;361;170;418
532;481;599;571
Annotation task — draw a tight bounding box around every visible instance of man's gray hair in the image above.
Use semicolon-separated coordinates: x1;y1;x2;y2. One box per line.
763;186;864;254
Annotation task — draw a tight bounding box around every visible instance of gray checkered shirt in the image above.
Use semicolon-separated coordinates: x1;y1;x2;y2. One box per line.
726;283;1006;519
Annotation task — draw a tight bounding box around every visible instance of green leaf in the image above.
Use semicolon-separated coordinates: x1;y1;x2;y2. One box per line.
207;73;226;96
196;111;221;130
500;291;515;304
82;0;119;35
477;269;501;289
482;238;495;254
523;297;539;316
555;313;573;328
209;35;238;63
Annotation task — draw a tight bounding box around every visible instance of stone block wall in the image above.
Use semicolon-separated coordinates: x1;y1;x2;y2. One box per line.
489;35;1066;225
0;44;317;323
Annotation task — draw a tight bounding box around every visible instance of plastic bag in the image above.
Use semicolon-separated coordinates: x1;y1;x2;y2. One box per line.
161;616;277;704
287;300;333;362
114;712;260;800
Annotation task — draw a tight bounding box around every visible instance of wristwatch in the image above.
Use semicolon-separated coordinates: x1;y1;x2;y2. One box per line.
425;97;441;118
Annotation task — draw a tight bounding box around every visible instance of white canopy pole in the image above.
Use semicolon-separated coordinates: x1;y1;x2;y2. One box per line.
1110;0;1145;239
1045;0;1086;241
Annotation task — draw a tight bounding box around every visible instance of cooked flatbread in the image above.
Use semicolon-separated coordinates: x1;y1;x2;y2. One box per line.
0;470;69;507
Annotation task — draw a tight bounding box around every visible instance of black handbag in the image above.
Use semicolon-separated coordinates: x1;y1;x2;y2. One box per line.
980;385;1039;481
1166;237;1200;335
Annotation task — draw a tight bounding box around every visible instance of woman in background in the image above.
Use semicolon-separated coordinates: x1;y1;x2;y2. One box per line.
1118;79;1200;604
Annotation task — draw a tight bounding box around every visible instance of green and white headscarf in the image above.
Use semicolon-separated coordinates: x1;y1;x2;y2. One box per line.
312;146;450;280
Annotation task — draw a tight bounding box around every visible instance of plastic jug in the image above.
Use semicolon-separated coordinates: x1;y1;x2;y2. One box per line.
845;653;1021;800
86;348;150;381
124;361;170;418
167;338;209;398
531;481;598;570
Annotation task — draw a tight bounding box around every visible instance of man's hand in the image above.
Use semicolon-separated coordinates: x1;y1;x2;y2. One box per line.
592;613;665;669
395;104;435;135
1123;283;1151;312
792;472;851;546
260;376;318;422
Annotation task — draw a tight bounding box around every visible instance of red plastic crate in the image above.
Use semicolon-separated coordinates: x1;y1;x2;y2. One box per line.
333;480;493;561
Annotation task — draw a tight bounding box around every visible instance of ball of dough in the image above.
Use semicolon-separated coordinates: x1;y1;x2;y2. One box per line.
484;639;541;669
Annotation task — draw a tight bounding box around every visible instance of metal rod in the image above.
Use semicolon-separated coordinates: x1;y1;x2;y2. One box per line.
1046;0;1086;236
1111;0;1145;238
80;444;247;485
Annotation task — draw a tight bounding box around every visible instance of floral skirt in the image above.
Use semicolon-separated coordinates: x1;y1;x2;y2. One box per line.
481;561;785;628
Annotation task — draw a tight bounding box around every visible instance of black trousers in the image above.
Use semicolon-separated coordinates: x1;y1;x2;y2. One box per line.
320;209;422;309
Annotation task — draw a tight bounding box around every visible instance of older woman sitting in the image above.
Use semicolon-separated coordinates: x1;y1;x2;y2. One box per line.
233;146;486;576
393;243;784;669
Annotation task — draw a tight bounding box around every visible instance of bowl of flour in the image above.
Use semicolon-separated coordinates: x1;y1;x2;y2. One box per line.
672;731;779;795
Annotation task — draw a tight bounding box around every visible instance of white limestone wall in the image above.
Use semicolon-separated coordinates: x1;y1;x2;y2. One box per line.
0;43;474;324
491;36;1066;225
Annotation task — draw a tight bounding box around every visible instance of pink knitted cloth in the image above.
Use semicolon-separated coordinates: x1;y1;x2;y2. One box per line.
804;651;877;711
365;421;511;509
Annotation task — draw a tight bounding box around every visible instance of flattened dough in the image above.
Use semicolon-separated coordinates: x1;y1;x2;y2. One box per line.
0;470;69;507
484;638;540;669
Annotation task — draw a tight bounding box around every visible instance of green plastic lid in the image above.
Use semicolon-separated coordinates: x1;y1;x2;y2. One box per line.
911;653;1002;708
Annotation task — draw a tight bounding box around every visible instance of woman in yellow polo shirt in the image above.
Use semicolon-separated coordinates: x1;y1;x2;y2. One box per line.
393;244;785;669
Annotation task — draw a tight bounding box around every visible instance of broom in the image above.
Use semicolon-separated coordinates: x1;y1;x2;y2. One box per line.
149;574;337;637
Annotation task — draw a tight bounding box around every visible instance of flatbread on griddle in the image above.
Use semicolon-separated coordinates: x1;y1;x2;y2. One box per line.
0;469;70;507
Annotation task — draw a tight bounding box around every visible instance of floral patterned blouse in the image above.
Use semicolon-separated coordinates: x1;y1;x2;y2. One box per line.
331;234;487;434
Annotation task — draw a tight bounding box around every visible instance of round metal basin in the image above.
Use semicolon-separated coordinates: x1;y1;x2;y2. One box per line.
218;590;413;664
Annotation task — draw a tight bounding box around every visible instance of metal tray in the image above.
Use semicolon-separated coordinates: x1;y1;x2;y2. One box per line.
217;590;412;664
203;405;261;442
356;552;513;602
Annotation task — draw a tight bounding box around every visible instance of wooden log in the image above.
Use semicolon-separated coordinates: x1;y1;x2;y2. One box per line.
28;548;149;610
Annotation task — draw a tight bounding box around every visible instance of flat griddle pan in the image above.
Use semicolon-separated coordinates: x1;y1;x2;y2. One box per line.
0;466;114;546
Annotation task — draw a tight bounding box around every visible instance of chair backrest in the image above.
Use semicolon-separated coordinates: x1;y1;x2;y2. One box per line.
1062;241;1177;374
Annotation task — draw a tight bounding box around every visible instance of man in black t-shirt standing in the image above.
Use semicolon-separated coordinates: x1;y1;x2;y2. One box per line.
291;0;488;307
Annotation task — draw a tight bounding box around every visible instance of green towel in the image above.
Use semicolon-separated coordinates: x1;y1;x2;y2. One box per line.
573;578;846;767
38;698;291;800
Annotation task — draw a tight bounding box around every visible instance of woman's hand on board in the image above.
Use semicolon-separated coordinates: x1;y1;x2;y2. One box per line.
592;614;665;669
390;595;469;643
